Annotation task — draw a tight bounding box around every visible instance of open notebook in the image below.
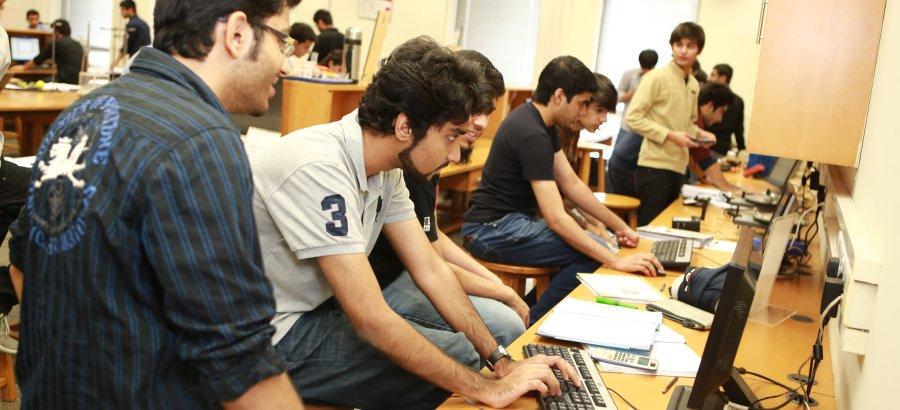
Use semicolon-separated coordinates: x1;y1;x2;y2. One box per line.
536;298;662;351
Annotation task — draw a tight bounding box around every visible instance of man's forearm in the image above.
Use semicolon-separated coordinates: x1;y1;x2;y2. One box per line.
437;231;501;283
449;262;513;302
561;181;630;233
411;258;499;359
223;373;303;409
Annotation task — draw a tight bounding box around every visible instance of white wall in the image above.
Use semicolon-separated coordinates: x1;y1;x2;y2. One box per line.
534;0;604;84
0;0;61;30
829;0;900;408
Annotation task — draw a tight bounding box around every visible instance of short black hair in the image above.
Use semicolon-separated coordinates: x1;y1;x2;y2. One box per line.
670;22;705;52
712;63;733;84
321;49;342;66
358;36;479;142
638;49;658;70
289;22;316;43
313;9;333;25
591;73;617;113
27;9;40;18
457;49;505;115
51;19;72;37
153;0;301;60
119;1;137;10
698;82;734;110
532;56;597;105
693;60;707;83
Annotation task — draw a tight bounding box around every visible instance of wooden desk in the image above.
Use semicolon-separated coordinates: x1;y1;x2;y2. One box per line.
0;90;79;155
441;174;834;409
280;79;367;135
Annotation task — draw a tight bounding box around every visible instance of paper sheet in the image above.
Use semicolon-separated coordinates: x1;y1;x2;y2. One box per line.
577;273;665;303
591;341;701;377
537;298;663;351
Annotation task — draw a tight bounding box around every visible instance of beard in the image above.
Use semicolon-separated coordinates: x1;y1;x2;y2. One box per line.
398;145;430;184
222;41;276;117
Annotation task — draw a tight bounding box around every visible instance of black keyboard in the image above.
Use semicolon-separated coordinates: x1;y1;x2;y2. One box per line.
651;238;692;269
523;344;617;410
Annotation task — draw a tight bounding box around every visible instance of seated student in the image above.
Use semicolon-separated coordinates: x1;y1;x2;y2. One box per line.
688;82;741;192
627;22;717;226
369;49;529;342
462;56;662;324
22;19;83;85
708;63;746;155
319;49;343;73
289;22;316;59
557;73;619;239
245;37;578;409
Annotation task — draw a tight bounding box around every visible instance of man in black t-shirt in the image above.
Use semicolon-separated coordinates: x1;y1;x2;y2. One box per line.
463;57;662;324
708;63;746;155
370;50;527;345
23;19;84;85
312;9;344;65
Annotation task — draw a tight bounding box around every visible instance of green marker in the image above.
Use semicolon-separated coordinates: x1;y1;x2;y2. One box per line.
595;296;639;310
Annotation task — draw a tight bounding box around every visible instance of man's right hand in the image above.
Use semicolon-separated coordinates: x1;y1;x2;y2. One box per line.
474;361;572;408
610;253;664;276
667;131;699;148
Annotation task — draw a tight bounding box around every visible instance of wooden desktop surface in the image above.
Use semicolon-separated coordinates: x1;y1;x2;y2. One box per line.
440;174;834;409
0;90;79;155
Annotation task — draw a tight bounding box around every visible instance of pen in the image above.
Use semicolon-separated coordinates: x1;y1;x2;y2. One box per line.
595;296;639;309
662;376;679;394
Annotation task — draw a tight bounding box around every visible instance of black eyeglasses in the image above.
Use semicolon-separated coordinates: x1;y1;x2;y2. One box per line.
256;22;295;57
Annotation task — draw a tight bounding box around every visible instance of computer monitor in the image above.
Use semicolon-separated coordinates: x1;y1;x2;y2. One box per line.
10;37;41;62
765;158;799;190
667;227;758;410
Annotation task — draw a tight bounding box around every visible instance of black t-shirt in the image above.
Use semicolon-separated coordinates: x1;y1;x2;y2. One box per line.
33;37;84;85
709;94;745;155
312;28;345;64
465;102;560;224
369;175;440;289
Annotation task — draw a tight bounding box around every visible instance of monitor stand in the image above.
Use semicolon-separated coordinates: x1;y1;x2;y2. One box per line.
666;368;758;410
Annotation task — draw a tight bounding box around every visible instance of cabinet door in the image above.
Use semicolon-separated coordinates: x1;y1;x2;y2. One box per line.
748;0;886;167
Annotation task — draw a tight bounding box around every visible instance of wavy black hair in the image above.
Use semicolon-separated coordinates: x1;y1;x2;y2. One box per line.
532;56;597;105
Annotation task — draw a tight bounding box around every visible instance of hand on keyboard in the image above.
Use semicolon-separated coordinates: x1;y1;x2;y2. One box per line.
610;252;664;276
615;228;640;248
476;361;570;408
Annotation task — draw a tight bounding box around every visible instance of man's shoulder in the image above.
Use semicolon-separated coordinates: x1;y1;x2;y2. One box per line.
248;123;351;184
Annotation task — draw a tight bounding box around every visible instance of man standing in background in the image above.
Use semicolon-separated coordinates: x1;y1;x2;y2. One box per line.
312;9;344;64
708;63;746;155
113;0;151;66
606;49;658;196
26;9;50;31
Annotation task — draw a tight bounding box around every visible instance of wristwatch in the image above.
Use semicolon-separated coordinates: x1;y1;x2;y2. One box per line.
486;345;512;371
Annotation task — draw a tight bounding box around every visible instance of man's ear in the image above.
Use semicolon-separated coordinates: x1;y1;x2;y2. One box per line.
393;113;414;143
553;88;567;106
222;11;253;59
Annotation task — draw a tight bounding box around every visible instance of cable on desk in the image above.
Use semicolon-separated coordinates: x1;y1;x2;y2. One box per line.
606;387;639;410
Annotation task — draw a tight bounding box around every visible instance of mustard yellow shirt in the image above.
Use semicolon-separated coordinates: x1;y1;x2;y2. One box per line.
625;61;700;174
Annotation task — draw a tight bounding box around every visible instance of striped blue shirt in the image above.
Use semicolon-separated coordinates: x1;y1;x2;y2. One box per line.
9;47;285;408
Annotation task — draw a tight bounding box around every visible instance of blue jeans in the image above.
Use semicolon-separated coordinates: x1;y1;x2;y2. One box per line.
383;271;526;347
274;298;481;409
462;213;607;324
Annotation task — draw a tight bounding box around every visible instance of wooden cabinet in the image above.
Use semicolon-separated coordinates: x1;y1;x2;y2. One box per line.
748;0;886;167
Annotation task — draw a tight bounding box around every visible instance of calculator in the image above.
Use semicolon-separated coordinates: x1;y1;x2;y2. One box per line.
589;347;658;372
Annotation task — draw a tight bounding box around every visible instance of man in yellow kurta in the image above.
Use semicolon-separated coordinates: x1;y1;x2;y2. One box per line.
625;22;717;225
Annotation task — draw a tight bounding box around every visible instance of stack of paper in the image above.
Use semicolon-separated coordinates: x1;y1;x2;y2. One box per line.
577;273;665;303
536;298;662;351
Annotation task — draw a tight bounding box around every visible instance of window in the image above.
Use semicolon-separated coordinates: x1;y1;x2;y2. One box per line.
596;0;700;92
64;0;113;69
458;0;542;86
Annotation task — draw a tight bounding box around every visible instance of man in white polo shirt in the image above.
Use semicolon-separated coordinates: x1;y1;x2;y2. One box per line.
246;37;579;409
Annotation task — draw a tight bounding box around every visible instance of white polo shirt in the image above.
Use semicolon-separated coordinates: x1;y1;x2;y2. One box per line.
246;111;416;344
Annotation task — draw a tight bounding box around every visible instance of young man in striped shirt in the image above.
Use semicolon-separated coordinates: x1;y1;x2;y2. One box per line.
8;1;304;407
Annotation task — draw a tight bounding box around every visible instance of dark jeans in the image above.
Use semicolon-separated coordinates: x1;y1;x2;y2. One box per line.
1;158;30;240
274;298;480;410
0;158;29;315
633;166;685;226
606;166;637;197
461;213;609;324
605;128;641;197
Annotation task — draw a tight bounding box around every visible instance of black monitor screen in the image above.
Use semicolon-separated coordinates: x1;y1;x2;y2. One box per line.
765;158;799;191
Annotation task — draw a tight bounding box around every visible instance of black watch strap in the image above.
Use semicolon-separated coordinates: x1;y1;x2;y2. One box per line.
486;345;511;371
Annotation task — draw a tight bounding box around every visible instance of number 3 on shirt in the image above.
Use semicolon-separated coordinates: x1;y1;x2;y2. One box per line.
321;194;349;236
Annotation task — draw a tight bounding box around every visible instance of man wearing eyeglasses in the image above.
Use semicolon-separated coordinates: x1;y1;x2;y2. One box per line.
7;0;304;407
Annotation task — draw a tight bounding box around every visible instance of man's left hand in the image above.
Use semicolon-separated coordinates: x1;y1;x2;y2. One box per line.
616;228;640;248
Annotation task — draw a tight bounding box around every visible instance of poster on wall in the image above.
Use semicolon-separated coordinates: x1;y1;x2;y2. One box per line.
359;0;391;20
